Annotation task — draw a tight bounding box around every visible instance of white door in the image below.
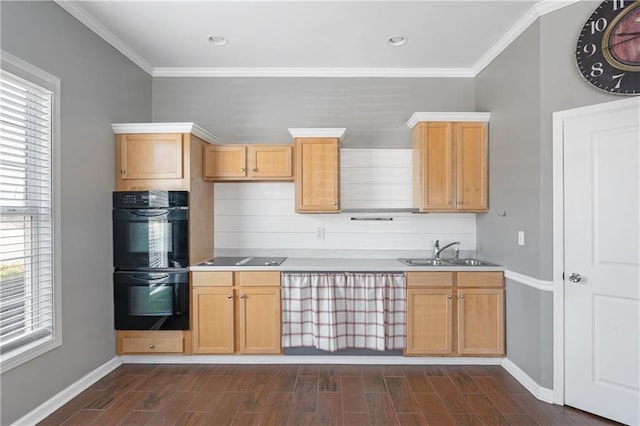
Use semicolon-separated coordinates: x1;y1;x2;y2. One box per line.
563;98;640;425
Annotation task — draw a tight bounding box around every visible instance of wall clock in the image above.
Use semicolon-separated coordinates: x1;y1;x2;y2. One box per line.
576;0;640;94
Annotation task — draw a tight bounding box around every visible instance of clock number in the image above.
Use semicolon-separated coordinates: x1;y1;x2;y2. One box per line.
590;17;608;34
591;62;604;77
612;73;625;89
583;43;597;57
612;0;626;11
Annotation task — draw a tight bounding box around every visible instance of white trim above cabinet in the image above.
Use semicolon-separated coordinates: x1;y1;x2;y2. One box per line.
406;112;491;130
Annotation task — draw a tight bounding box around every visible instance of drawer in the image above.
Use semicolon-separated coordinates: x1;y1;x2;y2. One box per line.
237;271;281;286
457;271;504;288
406;272;454;287
117;331;184;354
192;271;233;287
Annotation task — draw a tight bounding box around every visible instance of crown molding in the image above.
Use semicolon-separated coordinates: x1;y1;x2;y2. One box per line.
406;112;491;129
111;122;220;144
288;128;346;139
54;1;154;75
152;67;475;78
471;0;580;76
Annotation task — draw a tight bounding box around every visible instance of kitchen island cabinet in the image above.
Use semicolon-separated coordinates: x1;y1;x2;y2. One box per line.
408;113;490;212
405;271;504;356
191;271;281;354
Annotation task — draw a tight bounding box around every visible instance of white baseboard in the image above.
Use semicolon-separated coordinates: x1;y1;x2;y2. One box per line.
501;357;554;403
12;357;122;426
120;354;503;365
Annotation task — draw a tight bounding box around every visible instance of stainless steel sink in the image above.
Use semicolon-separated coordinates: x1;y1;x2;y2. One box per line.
397;258;496;267
447;258;497;266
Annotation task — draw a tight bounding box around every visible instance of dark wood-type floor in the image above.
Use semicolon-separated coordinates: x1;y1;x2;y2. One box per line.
39;363;619;426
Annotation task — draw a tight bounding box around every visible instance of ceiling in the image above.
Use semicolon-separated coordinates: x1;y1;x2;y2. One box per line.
56;0;579;77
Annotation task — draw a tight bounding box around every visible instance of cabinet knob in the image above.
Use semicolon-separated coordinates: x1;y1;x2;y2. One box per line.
459;294;464;299
458;201;463;205
240;168;246;172
253;168;257;172
447;295;452;299
240;294;246;299
448;201;452;205
148;344;155;349
120;169;126;174
227;294;232;299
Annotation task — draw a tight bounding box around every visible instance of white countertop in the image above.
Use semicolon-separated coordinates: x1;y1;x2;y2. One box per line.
189;257;504;272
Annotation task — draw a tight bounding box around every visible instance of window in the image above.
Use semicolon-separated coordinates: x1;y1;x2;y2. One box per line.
0;52;61;372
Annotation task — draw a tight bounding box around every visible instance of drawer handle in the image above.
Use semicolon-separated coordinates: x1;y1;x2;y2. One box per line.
149;344;155;349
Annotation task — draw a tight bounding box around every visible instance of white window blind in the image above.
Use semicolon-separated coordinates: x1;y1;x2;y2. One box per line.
0;68;55;362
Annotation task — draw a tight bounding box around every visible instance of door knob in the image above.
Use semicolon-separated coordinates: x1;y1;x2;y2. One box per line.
568;273;582;283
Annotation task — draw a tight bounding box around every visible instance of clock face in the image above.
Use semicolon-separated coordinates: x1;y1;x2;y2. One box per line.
576;1;640;95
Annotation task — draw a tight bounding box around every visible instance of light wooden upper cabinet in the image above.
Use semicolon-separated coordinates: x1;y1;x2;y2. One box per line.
410;114;489;212
248;145;293;178
204;144;293;181
116;133;184;188
204;145;247;179
294;138;340;213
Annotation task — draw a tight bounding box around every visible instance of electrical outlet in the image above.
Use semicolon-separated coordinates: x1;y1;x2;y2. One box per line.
316;227;325;240
518;231;525;246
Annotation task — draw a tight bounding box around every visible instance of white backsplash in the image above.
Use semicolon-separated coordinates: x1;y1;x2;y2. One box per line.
213;182;476;258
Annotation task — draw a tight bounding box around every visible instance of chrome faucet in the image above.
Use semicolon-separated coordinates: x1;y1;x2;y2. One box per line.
434;240;460;259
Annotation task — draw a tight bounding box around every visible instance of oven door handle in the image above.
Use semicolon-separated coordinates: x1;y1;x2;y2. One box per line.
130;210;169;218
130;274;170;282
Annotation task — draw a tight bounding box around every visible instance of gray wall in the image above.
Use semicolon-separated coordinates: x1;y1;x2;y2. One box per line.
0;1;152;424
152;77;476;147
475;1;622;388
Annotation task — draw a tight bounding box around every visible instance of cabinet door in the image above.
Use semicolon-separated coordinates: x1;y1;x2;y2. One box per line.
295;138;339;212
248;145;293;179
192;287;235;354
419;122;455;211
238;287;282;354
457;288;504;355
405;288;453;355
118;133;183;180
455;122;488;211
204;145;247;179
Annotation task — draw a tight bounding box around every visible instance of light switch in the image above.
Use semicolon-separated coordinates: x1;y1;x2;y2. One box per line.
518;231;525;246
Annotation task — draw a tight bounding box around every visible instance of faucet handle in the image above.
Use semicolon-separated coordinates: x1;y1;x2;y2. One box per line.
434;240;440;249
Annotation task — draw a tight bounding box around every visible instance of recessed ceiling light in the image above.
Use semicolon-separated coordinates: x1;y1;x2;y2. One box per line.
387;35;407;47
208;35;228;46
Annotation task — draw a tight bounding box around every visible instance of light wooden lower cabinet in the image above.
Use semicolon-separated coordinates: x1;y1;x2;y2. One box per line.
116;330;191;355
405;271;504;356
191;271;282;355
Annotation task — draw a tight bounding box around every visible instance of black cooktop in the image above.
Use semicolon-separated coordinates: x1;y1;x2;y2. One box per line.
198;256;287;267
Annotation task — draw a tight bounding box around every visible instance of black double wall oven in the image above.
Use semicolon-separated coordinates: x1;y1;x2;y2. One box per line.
113;191;189;331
